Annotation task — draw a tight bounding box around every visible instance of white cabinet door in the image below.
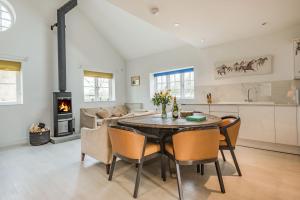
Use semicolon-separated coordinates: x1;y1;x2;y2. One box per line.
298;107;300;146
209;105;239;118
210;111;239;118
239;105;275;143
294;40;300;79
275;106;297;145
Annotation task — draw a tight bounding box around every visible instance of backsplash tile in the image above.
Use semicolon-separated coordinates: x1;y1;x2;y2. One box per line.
197;80;300;104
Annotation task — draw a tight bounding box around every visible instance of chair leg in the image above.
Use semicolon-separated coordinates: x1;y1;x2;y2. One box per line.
201;164;204;176
161;155;167;181
197;164;200;173
215;160;225;193
106;164;111;175
220;149;226;162
81;153;85;161
229;148;242;176
133;160;144;198
108;155;117;181
175;162;184;200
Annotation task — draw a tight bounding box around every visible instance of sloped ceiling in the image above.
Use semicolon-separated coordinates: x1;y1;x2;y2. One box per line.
109;0;300;47
26;0;186;60
79;0;186;60
26;0;300;60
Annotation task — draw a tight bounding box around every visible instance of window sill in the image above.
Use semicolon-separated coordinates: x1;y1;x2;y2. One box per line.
0;102;23;106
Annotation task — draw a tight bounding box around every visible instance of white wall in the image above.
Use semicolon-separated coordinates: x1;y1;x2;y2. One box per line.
126;26;300;109
0;0;126;147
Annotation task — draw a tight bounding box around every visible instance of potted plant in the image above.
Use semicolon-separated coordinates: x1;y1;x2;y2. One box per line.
152;90;173;118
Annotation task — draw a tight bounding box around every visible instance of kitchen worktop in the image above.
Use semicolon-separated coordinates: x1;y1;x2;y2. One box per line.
181;102;298;106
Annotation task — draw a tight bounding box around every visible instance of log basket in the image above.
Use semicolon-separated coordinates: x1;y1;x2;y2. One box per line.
29;130;50;146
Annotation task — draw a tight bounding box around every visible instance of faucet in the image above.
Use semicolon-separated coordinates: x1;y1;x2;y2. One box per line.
245;88;254;102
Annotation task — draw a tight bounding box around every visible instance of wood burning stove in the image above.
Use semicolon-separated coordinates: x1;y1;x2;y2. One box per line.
51;0;78;137
53;92;74;137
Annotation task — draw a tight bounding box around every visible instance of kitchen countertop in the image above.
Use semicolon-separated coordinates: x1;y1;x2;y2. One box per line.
181;102;298;106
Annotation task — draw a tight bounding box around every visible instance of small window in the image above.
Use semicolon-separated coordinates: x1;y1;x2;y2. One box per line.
0;0;16;32
153;68;194;99
0;60;23;105
83;70;115;102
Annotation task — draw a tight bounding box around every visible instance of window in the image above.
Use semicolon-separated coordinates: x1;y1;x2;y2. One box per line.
83;70;114;102
154;68;194;99
0;60;22;104
0;0;15;32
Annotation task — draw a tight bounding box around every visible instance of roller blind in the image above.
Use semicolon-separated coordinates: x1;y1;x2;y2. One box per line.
0;60;21;71
84;70;113;79
154;68;193;77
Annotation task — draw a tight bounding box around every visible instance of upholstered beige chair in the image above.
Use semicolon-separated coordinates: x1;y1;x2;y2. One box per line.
165;126;225;200
108;125;161;199
81;119;113;174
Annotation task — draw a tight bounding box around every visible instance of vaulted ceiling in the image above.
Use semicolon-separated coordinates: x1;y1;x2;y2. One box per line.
27;0;300;60
109;0;300;47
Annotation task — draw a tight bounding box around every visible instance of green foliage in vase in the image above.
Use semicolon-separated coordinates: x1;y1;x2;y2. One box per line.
152;90;173;106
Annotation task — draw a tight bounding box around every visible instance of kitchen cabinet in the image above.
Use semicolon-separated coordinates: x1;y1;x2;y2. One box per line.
294;39;300;79
239;105;275;143
210;111;239;118
275;106;297;145
298;107;300;146
209;105;239;117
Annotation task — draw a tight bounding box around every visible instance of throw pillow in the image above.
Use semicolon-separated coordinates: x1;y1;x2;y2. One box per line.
96;108;112;119
112;105;128;117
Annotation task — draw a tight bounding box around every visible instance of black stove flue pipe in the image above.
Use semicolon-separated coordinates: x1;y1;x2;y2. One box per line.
51;0;78;92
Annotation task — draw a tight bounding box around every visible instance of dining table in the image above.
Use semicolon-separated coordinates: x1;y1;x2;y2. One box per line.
118;113;222;181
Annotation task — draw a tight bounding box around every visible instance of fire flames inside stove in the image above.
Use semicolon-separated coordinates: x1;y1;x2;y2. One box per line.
57;99;71;113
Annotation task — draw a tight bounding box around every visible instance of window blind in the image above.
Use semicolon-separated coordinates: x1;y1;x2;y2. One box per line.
84;70;113;79
0;60;21;71
153;68;193;77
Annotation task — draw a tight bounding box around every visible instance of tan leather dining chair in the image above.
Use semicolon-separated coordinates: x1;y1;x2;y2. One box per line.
219;116;242;176
165;126;225;200
108;125;161;199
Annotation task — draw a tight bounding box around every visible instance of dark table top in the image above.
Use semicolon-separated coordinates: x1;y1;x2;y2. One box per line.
118;114;222;129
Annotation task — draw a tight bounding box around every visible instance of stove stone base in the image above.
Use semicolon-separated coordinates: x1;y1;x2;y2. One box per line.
50;133;80;144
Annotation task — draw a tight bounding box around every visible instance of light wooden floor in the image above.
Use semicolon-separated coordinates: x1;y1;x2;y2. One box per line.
0;140;300;200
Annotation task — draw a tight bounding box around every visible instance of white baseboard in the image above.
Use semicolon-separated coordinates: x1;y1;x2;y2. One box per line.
238;139;300;155
0;138;28;149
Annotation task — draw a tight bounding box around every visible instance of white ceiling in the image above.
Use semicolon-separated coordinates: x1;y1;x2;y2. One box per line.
27;0;300;60
26;0;185;60
78;0;186;60
108;0;300;47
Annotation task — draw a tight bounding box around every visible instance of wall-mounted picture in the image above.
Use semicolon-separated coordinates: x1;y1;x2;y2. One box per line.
131;76;140;86
215;56;272;79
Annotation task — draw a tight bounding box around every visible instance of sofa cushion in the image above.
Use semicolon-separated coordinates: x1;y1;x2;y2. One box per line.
112;105;128;117
84;108;102;116
96;108;112;119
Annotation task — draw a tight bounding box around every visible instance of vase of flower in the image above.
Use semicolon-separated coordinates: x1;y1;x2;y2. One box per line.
152;90;173;119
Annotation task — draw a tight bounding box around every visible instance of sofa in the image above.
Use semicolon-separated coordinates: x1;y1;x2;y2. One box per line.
80;103;156;174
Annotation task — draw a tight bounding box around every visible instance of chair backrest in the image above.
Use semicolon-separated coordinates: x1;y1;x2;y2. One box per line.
172;126;220;162
220;116;241;147
108;126;146;160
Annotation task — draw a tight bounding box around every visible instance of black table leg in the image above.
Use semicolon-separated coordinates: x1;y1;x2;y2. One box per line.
160;136;167;182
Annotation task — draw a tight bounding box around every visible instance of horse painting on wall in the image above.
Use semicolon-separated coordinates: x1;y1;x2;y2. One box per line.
215;56;272;79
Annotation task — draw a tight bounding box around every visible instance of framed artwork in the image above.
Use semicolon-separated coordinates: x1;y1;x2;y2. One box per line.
131;76;140;86
215;55;272;79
